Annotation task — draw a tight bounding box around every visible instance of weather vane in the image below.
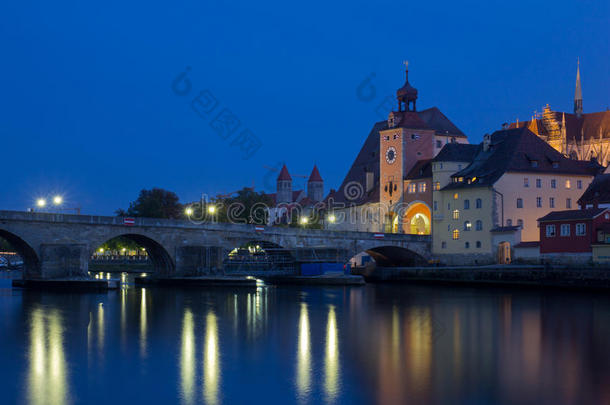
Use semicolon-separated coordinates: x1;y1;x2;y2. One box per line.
403;60;409;70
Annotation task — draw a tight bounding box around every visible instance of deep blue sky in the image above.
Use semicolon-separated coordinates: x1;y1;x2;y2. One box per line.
1;0;608;214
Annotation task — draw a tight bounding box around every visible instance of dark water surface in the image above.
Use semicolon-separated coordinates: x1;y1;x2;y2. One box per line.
1;279;610;405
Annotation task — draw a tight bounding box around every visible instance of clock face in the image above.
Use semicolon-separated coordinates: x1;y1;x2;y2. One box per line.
385;146;397;164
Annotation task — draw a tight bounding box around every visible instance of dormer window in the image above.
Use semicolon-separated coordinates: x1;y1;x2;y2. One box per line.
531;160;539;168
552;162;559;169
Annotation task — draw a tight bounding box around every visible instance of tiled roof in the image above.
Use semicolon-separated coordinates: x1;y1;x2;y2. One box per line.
418;107;467;137
579;174;610;205
443;127;603;190
405;159;432;180
510;110;610;142
308;165;323;182
538;207;607;222
433;143;479;162
277;164;291;181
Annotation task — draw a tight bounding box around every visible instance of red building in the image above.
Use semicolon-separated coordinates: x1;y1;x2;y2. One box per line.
538;208;610;253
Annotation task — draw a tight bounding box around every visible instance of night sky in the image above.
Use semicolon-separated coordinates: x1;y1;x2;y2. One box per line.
1;0;608;215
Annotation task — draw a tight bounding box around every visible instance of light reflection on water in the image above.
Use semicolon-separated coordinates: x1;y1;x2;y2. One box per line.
1;284;610;404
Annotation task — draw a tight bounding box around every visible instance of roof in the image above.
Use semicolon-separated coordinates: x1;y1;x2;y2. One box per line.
433;143;479;162
443;127;602;190
405;159;432;180
490;226;522;233
388;111;430;130
277;164;291;181
418;107;467;137
308;165;323;182
579;174;610;205
538;207;607;222
510;110;610;142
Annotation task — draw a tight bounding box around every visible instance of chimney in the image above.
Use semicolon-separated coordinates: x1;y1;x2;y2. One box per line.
483;134;491;152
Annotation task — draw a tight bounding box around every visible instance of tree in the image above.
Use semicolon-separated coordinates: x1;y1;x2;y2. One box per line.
185;187;273;225
116;188;183;219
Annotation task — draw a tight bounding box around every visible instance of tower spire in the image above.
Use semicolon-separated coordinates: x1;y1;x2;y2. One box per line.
574;58;583;117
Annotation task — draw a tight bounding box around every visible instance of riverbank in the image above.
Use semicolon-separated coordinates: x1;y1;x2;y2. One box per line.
366;265;610;289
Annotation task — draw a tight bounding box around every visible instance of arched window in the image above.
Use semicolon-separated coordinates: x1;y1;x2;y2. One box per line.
452;229;460;240
475;220;483;231
464;199;470;210
475;198;482;209
452;210;460;220
464;221;471;231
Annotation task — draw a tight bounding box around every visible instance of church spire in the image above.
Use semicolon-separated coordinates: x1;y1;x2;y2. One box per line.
574;58;583;117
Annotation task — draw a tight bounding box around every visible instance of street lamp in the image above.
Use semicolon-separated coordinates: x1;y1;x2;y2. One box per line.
208;205;216;214
36;198;46;208
53;195;63;205
328;214;336;223
185;207;193;216
300;216;308;225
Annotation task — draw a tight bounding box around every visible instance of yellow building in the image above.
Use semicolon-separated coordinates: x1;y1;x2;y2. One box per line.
432;127;603;265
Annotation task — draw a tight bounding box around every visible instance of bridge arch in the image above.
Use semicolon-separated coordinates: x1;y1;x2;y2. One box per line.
91;233;175;276
224;239;295;274
0;229;40;278
349;245;428;273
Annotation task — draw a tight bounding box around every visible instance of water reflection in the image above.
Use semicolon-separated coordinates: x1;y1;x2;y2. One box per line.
204;311;220;405
28;308;70;405
140;288;147;358
296;303;311;402
180;309;195;405
324;305;339;403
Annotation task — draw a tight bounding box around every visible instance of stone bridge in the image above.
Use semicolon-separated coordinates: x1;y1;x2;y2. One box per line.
0;210;431;279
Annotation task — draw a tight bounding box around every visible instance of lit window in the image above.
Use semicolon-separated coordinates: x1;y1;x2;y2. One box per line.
452;229;460;240
576;223;586;236
464;199;470;209
549;197;555;208
536;178;542;188
434;182;441;191
560;224;570;236
565;179;571;189
536;197;542;208
577;180;582;189
453;210;460;220
566;198;571;209
418;182;426;193
453;193;459;200
475;198;482;209
524;178;529;188
465;241;470;249
408;183;416;194
516;198;523;208
464;221;472;231
551;179;557;189
546;224;556;237
475;220;483;231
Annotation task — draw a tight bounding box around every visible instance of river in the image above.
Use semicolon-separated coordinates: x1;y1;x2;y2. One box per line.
1;277;609;404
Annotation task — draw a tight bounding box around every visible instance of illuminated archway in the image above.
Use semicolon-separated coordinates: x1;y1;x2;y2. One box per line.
402;202;431;235
0;229;40;278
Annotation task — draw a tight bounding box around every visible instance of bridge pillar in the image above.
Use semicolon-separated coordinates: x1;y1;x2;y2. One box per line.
175;246;224;276
40;244;89;279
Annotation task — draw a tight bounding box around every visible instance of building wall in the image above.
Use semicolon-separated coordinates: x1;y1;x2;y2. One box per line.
539;212;610;254
379;128;406;207
432;186;495;257
494;172;594;241
326;202;383;233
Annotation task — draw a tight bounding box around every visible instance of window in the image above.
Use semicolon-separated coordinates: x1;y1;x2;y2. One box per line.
565;179;571;189
447;203;451;210
465;242;470;249
551;179;557;189
393;134;399;139
476;241;481;248
441;241;447;249
453;210;460;220
517;219;523;228
566;198;571;209
418;182;426;193
464;221;471;231
475;198;482;209
475;220;483;231
517;198;523;208
536;197;542;208
408;183;416;194
434;182;441;191
436;140;442;148
536;178;542;188
506;219;512;226
384;135;390;141
531;160;539;168
549;197;555;208
433;201;438;211
560;224;570;236
464;199;470;210
411;133;420;140
453;193;459;200
577;180;582;189
552;162;559;169
439;163;443;169
576;223;586;236
524;178;529;188
546;224;556;237
452;229;460;240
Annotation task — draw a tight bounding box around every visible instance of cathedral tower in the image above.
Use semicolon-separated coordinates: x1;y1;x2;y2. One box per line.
276;164;292;204
307;165;324;202
574;59;583;117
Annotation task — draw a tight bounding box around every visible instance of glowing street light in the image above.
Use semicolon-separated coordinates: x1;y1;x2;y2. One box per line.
208;205;216;214
300;217;309;225
185;207;193;216
53;195;63;205
328;214;336;223
36;198;46;208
